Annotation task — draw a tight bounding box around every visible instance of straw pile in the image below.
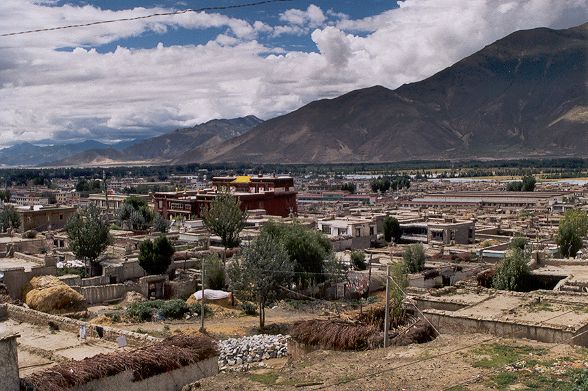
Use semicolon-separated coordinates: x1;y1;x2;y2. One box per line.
24;276;87;314
290;319;379;351
21;334;218;391
391;319;438;346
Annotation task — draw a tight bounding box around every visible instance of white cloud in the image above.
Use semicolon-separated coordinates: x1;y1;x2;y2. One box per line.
0;0;586;146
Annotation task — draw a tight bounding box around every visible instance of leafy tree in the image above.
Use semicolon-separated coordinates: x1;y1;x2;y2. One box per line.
509;237;529;251
262;221;332;284
204;253;226;290
0;205;20;232
341;182;356;193
521;175;536;192
493;248;530;291
65;204;112;276
75;179;102;193
383;216;402;243
153;213;170;233
507;175;536;192
402;243;426;273
557;209;588;258
203;192;246;264
228;232;293;329
138;236;175;275
351;250;367;270
117;196;153;231
0;189;11;203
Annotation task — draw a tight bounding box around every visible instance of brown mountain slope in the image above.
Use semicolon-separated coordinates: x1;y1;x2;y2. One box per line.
192;23;587;164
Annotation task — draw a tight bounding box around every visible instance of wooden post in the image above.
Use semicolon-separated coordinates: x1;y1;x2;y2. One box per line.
200;265;205;331
367;253;373;297
384;264;391;348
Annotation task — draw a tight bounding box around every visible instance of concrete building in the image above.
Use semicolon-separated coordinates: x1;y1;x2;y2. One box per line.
153;175;297;219
403;191;569;209
318;218;377;250
88;194;150;212
16;205;77;232
400;219;475;245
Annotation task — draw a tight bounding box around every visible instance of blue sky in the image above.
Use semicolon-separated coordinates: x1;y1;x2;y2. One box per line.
0;0;585;146
55;0;397;53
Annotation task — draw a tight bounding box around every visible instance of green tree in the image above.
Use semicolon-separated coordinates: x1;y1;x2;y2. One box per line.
65;204;112;276
203;253;226;290
351;250;367;270
509;237;529;251
0;189;11;203
402;243;426;273
521;175;536;192
117;196;153;231
493;248;530;291
557;209;588;258
0;205;20;232
341;182;356;193
138;236;175;275
262;221;332;284
383;216;402;243
203;193;246;264
228;232;293;329
389;261;409;327
153;213;170;233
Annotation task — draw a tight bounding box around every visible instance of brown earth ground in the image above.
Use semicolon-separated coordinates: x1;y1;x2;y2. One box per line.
195;334;588;391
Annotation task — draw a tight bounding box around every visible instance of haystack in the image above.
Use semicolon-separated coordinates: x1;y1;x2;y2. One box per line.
186;289;235;308
25;275;87;314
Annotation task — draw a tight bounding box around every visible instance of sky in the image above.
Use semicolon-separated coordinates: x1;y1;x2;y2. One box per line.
0;0;586;147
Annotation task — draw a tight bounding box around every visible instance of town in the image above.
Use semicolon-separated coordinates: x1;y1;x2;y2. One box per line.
0;163;587;390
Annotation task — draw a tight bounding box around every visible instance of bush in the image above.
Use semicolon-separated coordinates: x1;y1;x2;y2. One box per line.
188;303;212;317
351;250;367;270
204;254;225;290
23;230;38;239
493;249;530;291
509;237;528;251
159;299;189;319
403;243;426;273
126;299;189;321
240;301;257;316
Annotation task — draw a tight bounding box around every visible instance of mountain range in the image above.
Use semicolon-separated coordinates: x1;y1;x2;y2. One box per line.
6;22;586;167
191;23;587;164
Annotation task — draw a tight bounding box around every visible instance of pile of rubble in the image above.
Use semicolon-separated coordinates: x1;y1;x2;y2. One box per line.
218;334;289;369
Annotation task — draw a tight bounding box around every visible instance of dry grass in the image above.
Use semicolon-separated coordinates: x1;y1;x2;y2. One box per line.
21;334;218;391
290;319;379;351
24;276;86;314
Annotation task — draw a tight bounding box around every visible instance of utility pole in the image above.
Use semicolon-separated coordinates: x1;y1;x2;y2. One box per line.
367;253;373;297
383;264;391;348
200;264;206;331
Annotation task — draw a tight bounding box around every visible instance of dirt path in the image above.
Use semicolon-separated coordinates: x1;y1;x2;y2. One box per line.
195;333;588;390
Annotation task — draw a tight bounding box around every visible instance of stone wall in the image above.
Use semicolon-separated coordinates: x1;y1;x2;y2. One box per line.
0;334;19;391
70;357;218;391
5;304;159;346
80;284;127;304
424;308;585;346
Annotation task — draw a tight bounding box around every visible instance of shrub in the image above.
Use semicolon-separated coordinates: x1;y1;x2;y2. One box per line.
23;230;38;239
403;243;426;273
188;303;212;317
350;250;367;270
126;299;189;321
204;254;225;290
159;299;189;319
240;301;257;316
509;237;528;251
493;249;530;291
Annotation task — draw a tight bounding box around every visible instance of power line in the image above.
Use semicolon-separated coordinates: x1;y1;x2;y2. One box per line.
0;0;293;38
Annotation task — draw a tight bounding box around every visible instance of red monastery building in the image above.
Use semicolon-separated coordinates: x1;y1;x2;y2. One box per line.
153;175;297;219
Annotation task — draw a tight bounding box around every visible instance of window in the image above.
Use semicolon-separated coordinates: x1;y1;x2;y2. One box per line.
355;228;361;237
369;226;375;236
321;225;331;234
59;214;63;220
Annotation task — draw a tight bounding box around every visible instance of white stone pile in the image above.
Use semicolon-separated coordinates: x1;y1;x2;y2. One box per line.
218;334;289;368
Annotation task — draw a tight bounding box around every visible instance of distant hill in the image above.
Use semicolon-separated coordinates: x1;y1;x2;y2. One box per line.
0;140;110;166
47;116;263;167
190;23;587;164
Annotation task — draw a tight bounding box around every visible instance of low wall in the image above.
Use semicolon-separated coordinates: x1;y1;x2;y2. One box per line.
3;266;57;300
424;309;586;346
413;298;468;312
80;275;110;287
70;356;218;391
80;284;127;304
5;304;159;346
